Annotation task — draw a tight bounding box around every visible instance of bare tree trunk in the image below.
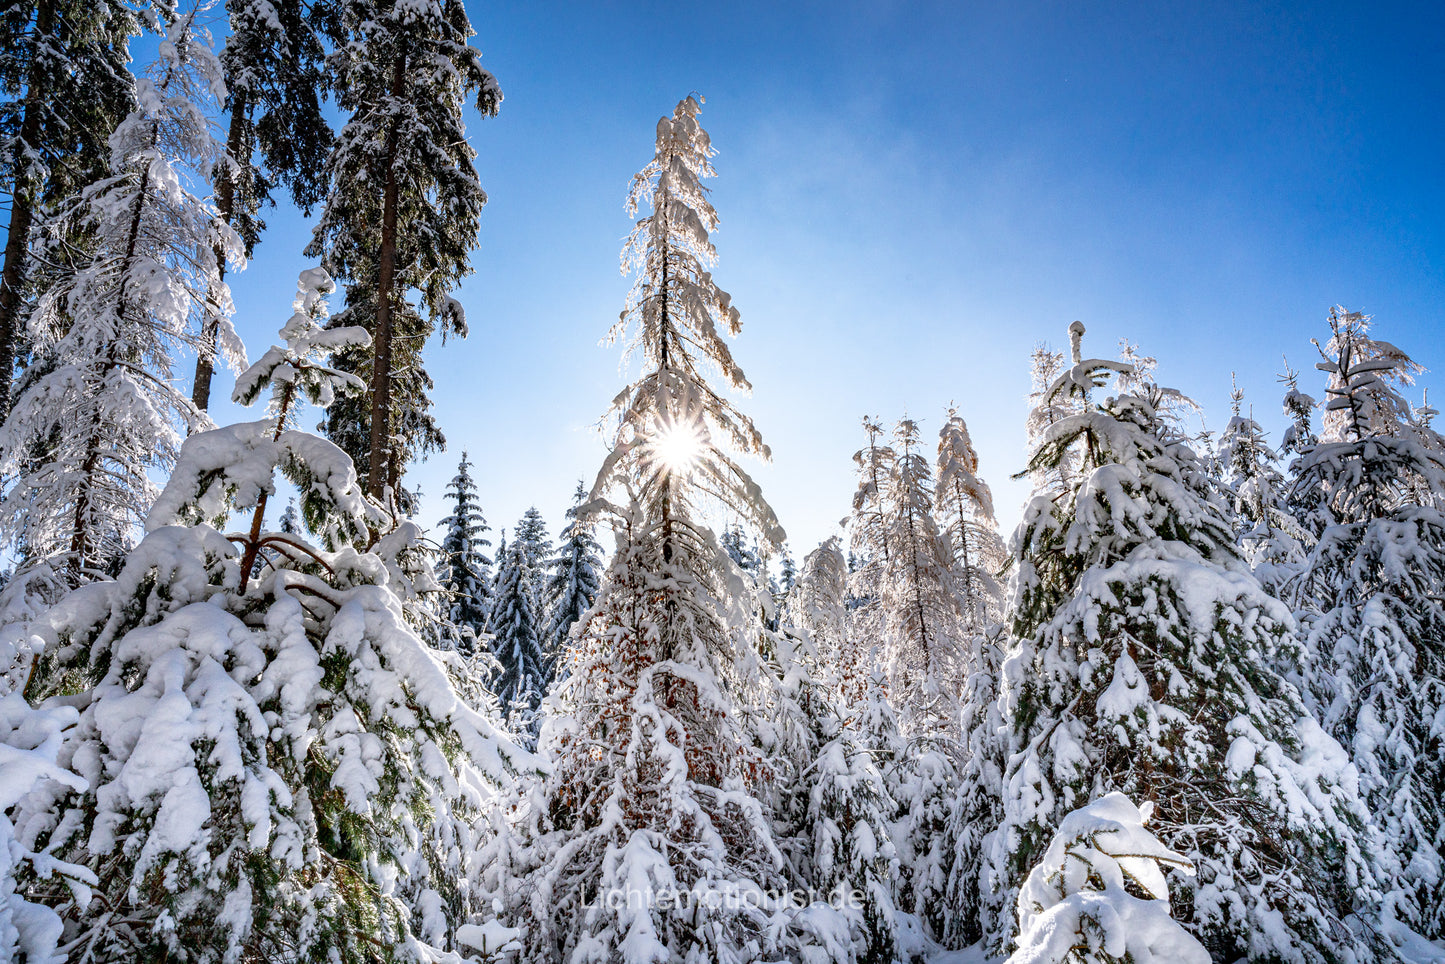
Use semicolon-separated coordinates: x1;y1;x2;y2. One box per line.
191;92;248;412
367;52;406;500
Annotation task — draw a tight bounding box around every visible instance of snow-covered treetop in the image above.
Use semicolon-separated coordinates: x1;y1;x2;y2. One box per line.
231;267;370;415
937;405;997;527
850;415;896;563
1316;307;1423;445
149;269;384;546
592;96;783;545
1295;308;1445;523
1011;323;1241;635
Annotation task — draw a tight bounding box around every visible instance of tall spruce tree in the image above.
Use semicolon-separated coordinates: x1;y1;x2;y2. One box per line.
306;0;498;500
1293;308;1445;939
190;0;336;410
1216;376;1307;594
935;404;1006;630
878;417;964;733
0;10;240;584
0;0;137;423
770;545;903;964
988;321;1387;962
489;535;546;740
517;95;789;963
436;450;491;654
513;505;552;612
542;482;602;659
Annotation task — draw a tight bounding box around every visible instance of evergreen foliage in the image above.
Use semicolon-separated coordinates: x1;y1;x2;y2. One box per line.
191;0;336;409
517;95;788;964
990;321;1386;962
542;482;602;659
513;505;552;612
306;0;499;500
436;450;491;654
1294;308;1445;939
489;535;546;741
936;404;1006;630
8;269;530;963
0;0;137;422
0;10;242;585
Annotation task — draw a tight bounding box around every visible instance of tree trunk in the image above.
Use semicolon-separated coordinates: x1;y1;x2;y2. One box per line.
191;92;248;412
367;52;406;500
0;0;58;424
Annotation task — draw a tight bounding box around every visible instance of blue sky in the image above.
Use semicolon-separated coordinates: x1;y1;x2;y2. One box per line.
221;0;1445;556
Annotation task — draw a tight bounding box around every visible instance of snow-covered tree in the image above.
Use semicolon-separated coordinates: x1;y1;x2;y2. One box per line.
191;0;336;410
0;633;93;964
542;482;602;659
436;450;491;654
766;616;902;964
489;535;547;740
988;321;1385;962
11;268;530;962
278;496;299;534
1006;792;1209;964
878;417;964;733
1293;308;1445;939
790;538;860;702
306;0;499;501
942;621;1010;950
518;95;788;964
850;415;895;571
0;0;137;422
0;9;242;585
936;404;1006;630
777;544;797;596
513;505;552;611
721;521;762;580
1215;376;1307;592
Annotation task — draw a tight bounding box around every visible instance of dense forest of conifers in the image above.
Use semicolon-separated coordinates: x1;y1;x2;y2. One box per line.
0;3;1441;964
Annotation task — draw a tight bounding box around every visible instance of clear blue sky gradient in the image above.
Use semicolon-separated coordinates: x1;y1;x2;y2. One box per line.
215;0;1445;556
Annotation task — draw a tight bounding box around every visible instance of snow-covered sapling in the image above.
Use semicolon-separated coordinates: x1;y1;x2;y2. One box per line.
1007;792;1208;964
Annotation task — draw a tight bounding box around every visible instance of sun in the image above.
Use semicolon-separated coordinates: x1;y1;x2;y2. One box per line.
650;419;705;477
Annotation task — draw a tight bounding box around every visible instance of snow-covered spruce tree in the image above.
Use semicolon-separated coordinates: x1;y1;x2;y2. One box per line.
878;417;965;733
849;415;895;574
1216;376;1308;593
941;619;1010;951
790;537;862;705
767;566;902;964
1293;308;1445;940
191;0;336;410
436;450;492;655
777;544;797;596
0;0;138;423
843;418;893;685
987;321;1386;962
306;0;498;502
868;418;967;944
519;95;789;964
0;633;94;964
513;505;552;612
0;9;241;587
489;535;547;742
278;496;299;534
1006;792;1209;964
935;404;1006;630
542;481;602;661
11;268;531;963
